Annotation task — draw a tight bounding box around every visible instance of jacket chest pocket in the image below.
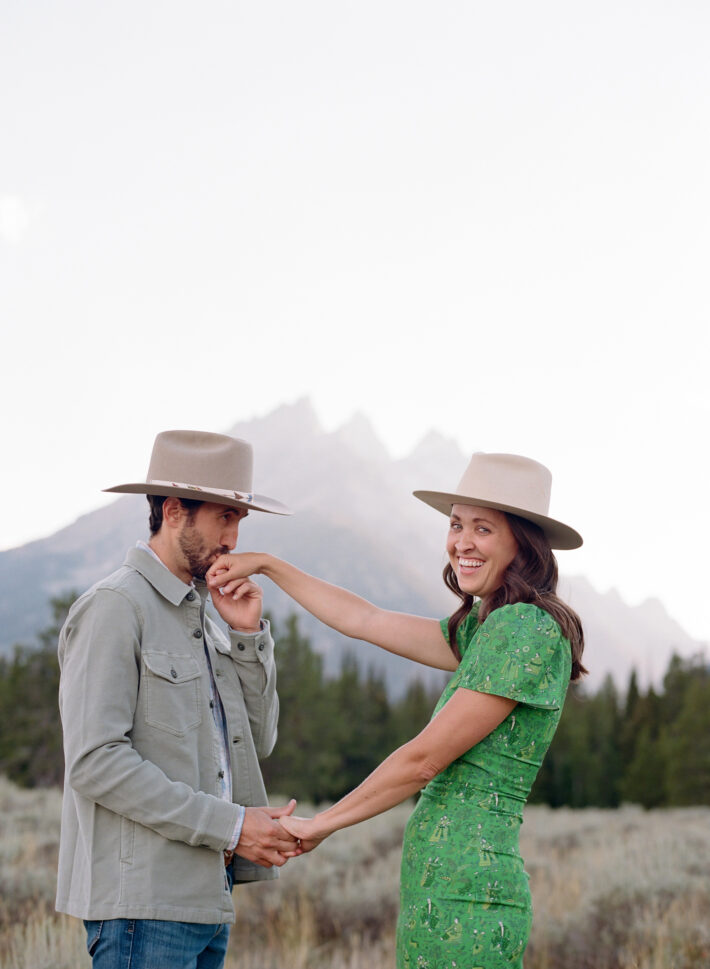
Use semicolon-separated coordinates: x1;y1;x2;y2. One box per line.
142;651;202;736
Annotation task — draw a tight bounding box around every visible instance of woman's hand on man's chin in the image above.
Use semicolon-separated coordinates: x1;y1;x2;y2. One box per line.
207;553;263;594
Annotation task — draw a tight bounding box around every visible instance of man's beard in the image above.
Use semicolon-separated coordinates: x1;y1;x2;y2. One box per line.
178;525;227;580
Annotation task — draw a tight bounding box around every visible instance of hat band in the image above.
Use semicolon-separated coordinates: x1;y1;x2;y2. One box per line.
148;479;254;504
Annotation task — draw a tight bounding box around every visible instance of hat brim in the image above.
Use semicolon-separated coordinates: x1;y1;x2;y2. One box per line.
104;483;292;516
412;490;582;550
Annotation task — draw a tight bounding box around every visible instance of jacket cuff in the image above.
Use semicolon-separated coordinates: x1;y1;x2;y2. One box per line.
227;804;246;851
209;795;246;851
228;619;274;666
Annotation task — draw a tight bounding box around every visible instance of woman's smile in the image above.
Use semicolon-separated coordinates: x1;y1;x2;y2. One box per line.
457;557;484;571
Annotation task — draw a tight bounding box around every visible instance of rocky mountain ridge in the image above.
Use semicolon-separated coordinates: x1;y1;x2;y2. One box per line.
0;399;703;692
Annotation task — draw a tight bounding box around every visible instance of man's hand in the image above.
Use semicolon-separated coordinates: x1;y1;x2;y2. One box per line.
234;800;299;868
209;574;263;633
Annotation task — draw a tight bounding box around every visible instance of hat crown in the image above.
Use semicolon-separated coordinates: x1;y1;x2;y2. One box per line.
147;430;254;493
456;453;552;517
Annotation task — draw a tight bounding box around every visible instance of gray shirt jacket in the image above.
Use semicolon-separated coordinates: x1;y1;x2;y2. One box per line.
56;546;279;924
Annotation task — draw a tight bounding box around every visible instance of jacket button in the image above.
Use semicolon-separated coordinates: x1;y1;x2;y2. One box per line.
186;591;195;602
193;629;203;639
257;642;264;651
237;642;245;651
170;668;177;678
217;770;225;779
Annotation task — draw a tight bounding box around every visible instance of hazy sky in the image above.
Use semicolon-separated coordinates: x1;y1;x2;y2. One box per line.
2;1;708;642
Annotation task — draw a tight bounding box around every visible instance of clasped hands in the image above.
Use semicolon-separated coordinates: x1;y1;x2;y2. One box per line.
232;801;329;870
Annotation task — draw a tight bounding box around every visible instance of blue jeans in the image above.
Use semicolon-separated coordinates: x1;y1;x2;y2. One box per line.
84;916;231;969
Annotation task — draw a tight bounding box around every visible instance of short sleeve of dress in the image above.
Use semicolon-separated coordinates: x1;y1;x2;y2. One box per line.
454;602;570;710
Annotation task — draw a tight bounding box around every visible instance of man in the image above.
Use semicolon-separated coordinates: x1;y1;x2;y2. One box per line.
56;429;298;969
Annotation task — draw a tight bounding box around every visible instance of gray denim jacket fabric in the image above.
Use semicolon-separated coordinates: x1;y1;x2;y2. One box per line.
56;546;279;924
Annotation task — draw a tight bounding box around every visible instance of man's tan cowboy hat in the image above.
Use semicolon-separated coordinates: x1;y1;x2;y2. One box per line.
413;452;582;549
105;429;292;516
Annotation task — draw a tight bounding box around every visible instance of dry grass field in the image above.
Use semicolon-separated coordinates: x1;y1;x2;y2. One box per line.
1;776;709;969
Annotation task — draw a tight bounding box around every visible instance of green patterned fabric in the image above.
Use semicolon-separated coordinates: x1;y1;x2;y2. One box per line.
396;602;571;968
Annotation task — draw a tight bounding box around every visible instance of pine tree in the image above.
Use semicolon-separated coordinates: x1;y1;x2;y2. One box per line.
531;683;588;806
587;674;622;806
619;687;665;806
259;613;339;802
664;676;710;805
618;669;641;787
0;591;77;787
621;722;665;807
624;670;640;720
327;654;395;799
661;653;709;725
391;678;444;751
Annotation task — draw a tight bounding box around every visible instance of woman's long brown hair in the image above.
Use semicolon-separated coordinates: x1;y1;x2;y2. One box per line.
444;512;587;681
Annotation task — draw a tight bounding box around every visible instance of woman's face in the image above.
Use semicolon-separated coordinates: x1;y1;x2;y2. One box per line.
446;503;518;600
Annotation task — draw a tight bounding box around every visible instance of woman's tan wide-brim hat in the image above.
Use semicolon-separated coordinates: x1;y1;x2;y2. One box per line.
413;452;582;550
105;429;292;516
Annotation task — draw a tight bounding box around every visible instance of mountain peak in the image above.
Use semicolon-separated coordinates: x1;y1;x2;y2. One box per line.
227;397;322;445
397;430;467;487
408;430;464;464
331;412;390;463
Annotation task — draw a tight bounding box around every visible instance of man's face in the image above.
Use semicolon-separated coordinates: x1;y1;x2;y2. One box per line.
177;502;248;579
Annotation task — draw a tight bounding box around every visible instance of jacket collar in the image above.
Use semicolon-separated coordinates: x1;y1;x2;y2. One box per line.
125;545;195;607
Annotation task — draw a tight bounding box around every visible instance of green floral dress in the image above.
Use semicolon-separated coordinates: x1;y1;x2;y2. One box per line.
396;602;571;969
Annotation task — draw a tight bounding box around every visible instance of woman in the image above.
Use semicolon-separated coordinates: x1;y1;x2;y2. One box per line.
206;452;586;969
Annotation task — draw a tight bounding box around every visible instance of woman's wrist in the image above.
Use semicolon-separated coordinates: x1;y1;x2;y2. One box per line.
311;810;337;840
257;553;279;578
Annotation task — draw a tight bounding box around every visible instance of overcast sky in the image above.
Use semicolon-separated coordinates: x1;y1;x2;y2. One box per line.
2;1;708;642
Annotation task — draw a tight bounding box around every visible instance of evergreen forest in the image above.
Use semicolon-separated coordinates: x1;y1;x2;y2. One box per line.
1;593;708;807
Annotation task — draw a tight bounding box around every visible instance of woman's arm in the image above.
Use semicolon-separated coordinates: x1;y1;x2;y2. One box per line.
280;687;516;850
206;552;457;671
